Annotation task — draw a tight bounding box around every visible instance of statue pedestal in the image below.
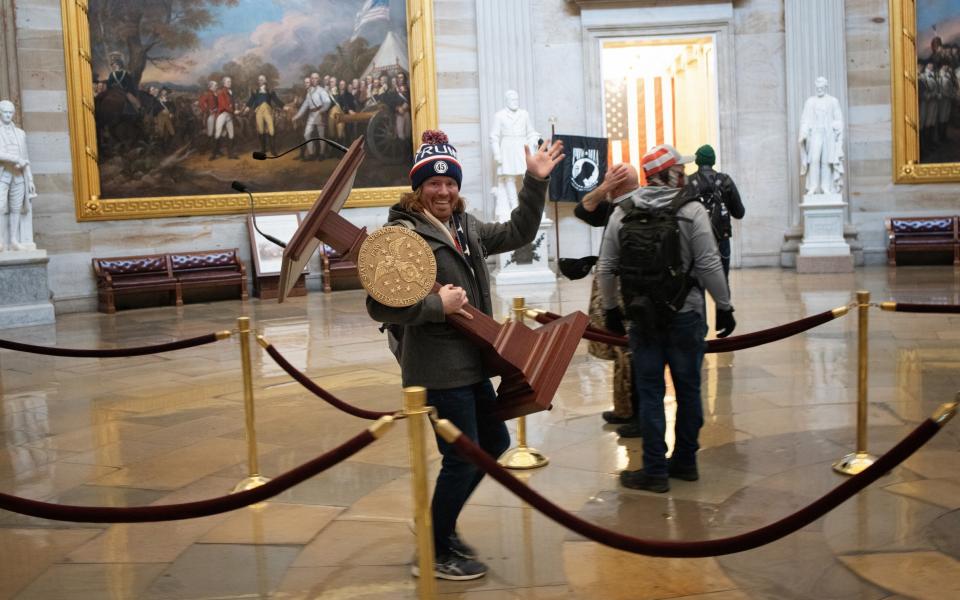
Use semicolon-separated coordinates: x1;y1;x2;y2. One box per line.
494;217;557;287
0;250;55;328
797;192;853;273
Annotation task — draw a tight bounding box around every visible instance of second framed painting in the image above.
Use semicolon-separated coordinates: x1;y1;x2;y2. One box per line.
891;0;960;182
61;0;438;220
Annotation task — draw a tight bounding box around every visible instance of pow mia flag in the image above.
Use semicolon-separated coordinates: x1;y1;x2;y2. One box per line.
548;135;608;202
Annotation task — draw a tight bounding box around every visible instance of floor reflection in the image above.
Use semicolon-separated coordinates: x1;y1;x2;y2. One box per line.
0;266;956;599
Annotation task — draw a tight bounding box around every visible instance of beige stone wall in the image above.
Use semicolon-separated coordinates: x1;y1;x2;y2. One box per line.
9;0;392;312
844;0;960;261
434;0;482;200
14;1;272;311
16;0;949;312
14;0;474;312
731;0;789;267
530;0;791;267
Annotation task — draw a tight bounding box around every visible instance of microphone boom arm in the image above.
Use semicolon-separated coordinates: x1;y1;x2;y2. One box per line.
231;181;287;248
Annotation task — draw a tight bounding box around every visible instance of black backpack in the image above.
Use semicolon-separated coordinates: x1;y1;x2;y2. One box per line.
690;173;731;240
617;194;699;331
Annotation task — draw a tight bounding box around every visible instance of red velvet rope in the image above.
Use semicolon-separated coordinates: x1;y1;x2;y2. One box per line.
263;343;394;420
705;310;835;353
533;309;838;353
889;302;960;314
448;417;941;557
0;332;224;358
0;429;376;522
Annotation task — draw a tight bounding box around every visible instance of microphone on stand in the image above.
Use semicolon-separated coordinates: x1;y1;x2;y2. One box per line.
231;181;287;248
251;137;349;160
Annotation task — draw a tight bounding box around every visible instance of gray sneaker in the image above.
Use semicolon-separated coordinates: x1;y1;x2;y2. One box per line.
448;532;478;560
411;553;488;581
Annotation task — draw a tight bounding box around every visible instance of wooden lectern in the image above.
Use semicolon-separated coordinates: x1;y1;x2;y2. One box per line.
279;137;589;420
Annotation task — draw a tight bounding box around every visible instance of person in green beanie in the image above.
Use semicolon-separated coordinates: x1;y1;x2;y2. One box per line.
684;144;744;278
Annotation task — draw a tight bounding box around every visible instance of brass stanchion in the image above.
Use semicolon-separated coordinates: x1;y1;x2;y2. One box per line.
233;316;270;493
404;386;437;599
833;291;878;475
497;297;549;470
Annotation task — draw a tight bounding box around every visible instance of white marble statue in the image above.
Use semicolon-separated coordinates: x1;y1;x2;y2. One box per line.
799;76;844;195
0;100;37;251
490;90;540;221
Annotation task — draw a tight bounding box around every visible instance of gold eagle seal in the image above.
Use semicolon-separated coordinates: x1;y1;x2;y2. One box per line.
358;226;436;307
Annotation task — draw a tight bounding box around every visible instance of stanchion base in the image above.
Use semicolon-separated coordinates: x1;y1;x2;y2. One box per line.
232;475;271;493
498;446;549;470
832;452;877;476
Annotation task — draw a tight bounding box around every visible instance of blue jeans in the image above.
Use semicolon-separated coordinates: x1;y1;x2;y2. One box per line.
427;380;510;556
629;310;707;478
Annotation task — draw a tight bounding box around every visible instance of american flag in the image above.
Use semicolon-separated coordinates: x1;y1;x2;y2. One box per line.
352;0;391;40
604;78;631;166
603;75;675;181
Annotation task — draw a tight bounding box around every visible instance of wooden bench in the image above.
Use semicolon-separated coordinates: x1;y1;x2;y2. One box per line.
320;245;361;292
93;248;248;313
886;216;959;266
93;253;179;314
170;249;248;302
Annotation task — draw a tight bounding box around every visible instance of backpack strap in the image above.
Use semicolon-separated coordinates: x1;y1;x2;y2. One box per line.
670;189;699;218
670;192;704;301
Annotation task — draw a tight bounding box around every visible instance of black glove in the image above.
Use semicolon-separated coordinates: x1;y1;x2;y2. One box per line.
715;307;736;338
604;307;626;336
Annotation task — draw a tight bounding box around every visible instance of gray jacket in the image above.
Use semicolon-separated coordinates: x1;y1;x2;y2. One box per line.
366;173;548;389
596;185;732;318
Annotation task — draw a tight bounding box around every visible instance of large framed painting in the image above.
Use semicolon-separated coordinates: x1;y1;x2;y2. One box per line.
890;0;960;182
60;0;438;220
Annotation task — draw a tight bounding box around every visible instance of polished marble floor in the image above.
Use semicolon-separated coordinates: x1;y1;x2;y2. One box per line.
0;267;958;599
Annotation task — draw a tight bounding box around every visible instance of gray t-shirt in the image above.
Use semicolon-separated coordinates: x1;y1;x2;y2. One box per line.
596;186;732;318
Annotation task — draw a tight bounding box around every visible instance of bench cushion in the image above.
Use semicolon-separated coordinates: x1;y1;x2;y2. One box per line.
171;251;239;271
96;256;168;275
890;218;954;235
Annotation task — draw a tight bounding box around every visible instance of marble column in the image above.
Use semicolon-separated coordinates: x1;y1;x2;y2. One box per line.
476;0;537;219
0;0;21;110
477;0;555;287
782;0;861;267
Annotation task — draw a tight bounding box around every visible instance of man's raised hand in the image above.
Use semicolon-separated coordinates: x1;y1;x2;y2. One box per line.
524;138;565;179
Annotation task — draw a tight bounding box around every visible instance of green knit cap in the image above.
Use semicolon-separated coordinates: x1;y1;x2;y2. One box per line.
695;144;716;166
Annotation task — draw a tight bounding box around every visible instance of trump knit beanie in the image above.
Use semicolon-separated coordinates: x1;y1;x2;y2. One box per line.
409;130;463;190
695;144;716;166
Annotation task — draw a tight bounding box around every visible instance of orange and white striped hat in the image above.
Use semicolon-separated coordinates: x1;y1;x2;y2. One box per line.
641;144;693;177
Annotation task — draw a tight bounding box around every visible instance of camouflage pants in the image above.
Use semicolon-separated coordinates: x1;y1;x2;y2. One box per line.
588;277;633;418
611;347;634;418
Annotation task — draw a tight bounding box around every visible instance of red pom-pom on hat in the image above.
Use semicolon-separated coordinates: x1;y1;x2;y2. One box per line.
421;129;449;145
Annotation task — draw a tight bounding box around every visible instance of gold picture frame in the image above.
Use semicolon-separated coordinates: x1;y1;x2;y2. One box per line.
60;0;437;221
890;0;960;183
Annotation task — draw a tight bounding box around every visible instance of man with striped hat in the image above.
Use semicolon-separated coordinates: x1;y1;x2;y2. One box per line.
596;143;736;493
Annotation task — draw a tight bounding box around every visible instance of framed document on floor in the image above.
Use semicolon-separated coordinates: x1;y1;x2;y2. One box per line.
247;213;307;299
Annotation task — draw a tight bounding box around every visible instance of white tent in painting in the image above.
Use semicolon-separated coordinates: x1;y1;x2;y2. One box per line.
361;30;409;78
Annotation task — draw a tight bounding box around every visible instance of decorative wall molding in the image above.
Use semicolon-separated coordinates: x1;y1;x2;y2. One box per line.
579;3;738;264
